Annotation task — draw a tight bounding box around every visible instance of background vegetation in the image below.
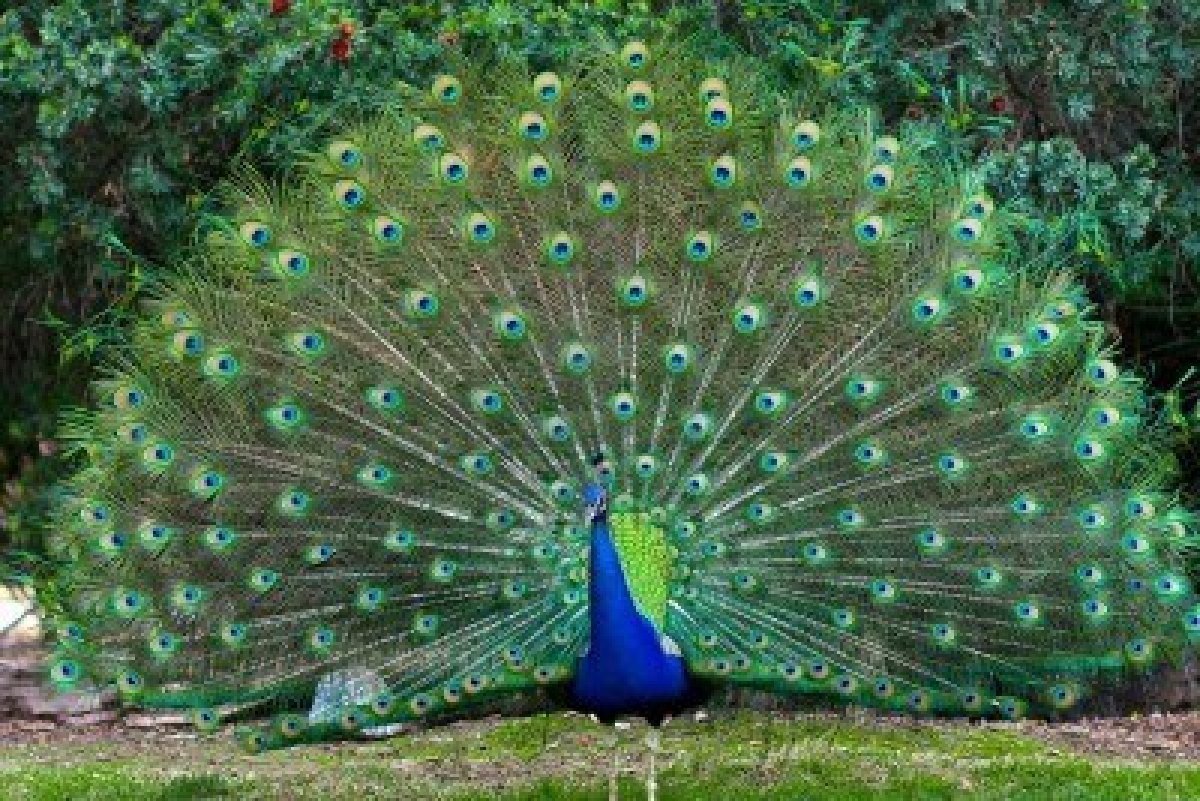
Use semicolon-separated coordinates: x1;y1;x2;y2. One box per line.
1;1;1197;580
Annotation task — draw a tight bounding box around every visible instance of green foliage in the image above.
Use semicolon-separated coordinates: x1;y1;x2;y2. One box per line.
733;0;1198;303
0;0;1196;572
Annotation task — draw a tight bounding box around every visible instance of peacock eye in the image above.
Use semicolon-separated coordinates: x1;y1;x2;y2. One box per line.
737;201;763;231
911;295;943;323
333;180;365;209
709;155;736;188
288;331;326;357
1125;495;1155;518
993;337;1025;365
275;249;310;278
705;97;732;129
594;180;621;212
534;72;562;103
467;387;502;415
612;392;637;420
240;221;271;248
1011;493;1039;515
699;77;727;102
685;231;715;263
632;121;661;154
625;81;654;112
545;232;576;266
791;120;820;150
873;136;899;163
952;266;984;293
562;342;593;374
327;140;362;169
952;218;982;243
664;342;693;373
493;310;528;341
754;390;788;416
759;451;788;473
732;302;765;334
976;566;1002;587
204;352;239;379
518;111;548;141
619;275;649;306
964;193;994;219
635;455;657;477
538;415;568;442
854;215;886;244
621;41;649;70
937;452;967;476
785;156;811;187
1091;405;1120;427
142;442;174;469
170;330;204;357
439;153;469;185
372;216;403;244
865;164;893;192
525;155;553;187
431;74;462;105
1019;414;1051;439
1086;359;1118;387
117;423;147;445
682;412;711;441
412;123;444;151
464;212;496;244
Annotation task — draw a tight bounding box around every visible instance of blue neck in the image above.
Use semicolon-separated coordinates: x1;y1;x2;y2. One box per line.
569;517;689;716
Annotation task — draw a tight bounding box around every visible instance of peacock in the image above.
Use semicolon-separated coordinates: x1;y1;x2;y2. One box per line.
47;38;1200;760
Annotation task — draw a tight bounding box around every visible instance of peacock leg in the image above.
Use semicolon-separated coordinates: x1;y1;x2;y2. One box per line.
644;727;660;801
607;727;621;801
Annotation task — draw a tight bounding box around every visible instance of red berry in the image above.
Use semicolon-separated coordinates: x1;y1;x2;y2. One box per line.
331;37;351;63
269;0;290;15
989;95;1008;114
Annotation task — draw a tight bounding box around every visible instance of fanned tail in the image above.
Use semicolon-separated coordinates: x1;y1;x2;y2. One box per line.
47;37;1197;749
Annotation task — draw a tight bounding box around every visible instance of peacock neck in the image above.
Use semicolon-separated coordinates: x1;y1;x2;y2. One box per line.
586;517;653;657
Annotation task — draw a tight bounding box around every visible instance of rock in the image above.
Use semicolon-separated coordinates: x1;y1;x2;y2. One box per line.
123;712;194;728
62;710;119;727
15;719;56;732
22;693;105;717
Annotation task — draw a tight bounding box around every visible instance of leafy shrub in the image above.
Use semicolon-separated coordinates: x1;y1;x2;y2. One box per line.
0;0;1196;568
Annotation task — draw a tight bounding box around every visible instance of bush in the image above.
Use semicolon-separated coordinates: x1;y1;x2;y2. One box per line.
0;0;1196;567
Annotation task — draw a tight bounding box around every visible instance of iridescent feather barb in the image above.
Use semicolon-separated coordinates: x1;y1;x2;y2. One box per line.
47;38;1199;751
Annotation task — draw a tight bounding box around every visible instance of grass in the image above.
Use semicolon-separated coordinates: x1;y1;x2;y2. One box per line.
2;712;1199;800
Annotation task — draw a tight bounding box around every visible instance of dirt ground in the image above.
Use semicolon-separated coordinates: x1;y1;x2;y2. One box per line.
4;708;1200;760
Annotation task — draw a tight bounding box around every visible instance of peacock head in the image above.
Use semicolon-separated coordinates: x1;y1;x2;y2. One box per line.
582;452;609;524
582;482;608;524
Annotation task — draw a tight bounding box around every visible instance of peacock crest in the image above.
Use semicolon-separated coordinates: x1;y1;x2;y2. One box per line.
47;38;1198;750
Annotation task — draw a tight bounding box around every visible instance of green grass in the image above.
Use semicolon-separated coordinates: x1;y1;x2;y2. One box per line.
2;712;1198;800
0;768;240;801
